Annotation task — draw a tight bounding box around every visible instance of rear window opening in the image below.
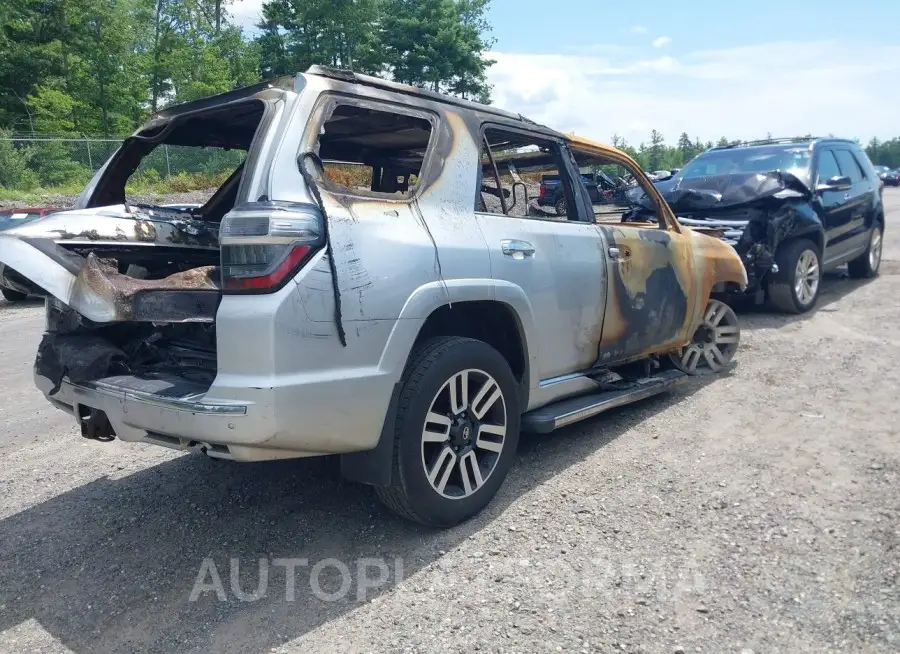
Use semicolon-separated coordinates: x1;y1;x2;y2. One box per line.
18;104;272;384
87;100;266;224
312;102;433;197
478;129;573;220
33;101;271;302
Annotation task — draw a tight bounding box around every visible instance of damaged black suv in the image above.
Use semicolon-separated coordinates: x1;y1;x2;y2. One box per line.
638;138;885;313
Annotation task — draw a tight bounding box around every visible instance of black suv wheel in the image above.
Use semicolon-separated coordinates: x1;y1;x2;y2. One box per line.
768;239;822;314
375;336;521;527
847;222;883;279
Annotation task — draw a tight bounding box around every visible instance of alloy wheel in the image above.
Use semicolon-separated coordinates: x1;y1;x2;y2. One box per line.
794;249;820;307
870;226;883;272
421;369;507;499
671;299;740;374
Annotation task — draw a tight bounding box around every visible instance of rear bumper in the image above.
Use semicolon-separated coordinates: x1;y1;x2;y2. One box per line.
36;373;267;460
36;367;394;462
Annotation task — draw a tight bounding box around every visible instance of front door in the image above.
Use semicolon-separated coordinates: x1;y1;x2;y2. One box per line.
561;142;697;365
832;147;875;258
813;148;855;264
594;224;695;364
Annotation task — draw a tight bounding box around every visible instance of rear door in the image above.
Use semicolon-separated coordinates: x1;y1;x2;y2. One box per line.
813;148;854;264
833;147;875;257
475;126;607;380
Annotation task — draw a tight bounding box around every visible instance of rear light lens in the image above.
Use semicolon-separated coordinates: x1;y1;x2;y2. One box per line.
539;185;546;198
220;201;325;293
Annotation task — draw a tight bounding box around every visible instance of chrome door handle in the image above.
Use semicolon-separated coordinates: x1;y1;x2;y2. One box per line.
609;246;630;261
501;240;535;258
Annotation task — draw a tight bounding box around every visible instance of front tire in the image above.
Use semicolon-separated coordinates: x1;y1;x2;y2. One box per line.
768;239;822;314
847;222;883;279
1;287;27;302
669;299;740;375
375;337;521;527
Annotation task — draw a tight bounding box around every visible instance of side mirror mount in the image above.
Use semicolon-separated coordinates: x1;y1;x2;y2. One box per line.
816;175;852;193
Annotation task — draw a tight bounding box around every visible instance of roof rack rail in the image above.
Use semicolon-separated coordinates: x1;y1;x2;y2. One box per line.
715;136;820;149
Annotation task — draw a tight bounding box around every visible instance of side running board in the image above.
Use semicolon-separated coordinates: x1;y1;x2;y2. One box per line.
521;368;687;434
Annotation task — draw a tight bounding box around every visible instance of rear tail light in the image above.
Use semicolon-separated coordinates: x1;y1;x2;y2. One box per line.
219;201;325;293
539;185;546;199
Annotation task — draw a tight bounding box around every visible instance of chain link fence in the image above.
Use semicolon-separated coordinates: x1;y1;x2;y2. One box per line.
0;135;244;190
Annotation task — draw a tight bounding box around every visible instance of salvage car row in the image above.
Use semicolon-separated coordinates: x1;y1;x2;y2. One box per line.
0;68;885;528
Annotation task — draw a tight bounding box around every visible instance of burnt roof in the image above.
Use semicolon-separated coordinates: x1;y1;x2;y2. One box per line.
305;66;534;124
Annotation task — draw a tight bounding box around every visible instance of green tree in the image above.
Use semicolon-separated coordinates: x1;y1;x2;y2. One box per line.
381;0;494;101
257;0;383;78
677;132;694;164
648;129;665;170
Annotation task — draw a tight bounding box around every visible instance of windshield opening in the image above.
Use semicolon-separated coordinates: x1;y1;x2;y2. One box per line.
680;146;812;182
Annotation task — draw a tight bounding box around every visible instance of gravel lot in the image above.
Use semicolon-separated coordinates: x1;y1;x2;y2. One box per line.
1;191;899;654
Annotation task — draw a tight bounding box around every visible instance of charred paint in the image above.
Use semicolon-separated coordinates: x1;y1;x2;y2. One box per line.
594;226;690;363
560;134;747;363
68;253;220;322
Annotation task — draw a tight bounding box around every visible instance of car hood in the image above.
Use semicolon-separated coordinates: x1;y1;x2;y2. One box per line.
661;171;811;213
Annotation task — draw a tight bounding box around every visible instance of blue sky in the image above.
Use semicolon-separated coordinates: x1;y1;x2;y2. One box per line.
486;0;900;55
231;0;900;146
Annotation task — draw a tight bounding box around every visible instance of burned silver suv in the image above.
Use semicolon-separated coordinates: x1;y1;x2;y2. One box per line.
0;67;748;526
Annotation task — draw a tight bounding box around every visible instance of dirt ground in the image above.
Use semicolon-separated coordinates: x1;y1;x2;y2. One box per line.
0;191;898;654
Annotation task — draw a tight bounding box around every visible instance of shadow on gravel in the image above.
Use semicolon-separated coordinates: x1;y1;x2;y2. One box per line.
0;372;719;654
734;269;878;330
0;297;44;312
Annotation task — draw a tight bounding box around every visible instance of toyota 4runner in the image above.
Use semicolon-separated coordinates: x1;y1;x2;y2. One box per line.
0;67;748;526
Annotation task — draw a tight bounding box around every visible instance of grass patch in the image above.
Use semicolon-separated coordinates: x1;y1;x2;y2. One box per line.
0;171;229;206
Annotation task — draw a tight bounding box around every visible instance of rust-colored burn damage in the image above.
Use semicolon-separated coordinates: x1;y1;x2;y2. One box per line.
70;253;221;323
553;135;747;366
594;226;690;364
593;224;746;365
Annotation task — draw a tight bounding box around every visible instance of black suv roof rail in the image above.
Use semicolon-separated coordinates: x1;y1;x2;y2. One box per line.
711;136;858;150
712;137;819;150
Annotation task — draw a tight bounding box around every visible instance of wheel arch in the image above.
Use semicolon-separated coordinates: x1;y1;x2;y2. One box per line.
780;227;825;257
341;280;537;487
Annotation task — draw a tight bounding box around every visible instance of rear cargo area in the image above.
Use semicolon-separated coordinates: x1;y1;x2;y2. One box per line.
0;96;270;398
38;300;218;397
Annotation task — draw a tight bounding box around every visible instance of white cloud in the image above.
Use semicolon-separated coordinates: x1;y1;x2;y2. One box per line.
628;25;648;35
485;40;900;147
652;36;672;49
229;0;265;33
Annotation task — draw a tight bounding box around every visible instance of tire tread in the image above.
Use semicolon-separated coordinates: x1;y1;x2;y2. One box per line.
374;336;477;526
768;238;819;314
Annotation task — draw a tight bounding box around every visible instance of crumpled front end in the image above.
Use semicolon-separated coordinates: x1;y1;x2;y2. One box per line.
663;171;818;296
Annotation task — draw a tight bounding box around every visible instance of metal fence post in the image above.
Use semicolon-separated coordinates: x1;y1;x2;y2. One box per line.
165;145;171;178
85;137;93;172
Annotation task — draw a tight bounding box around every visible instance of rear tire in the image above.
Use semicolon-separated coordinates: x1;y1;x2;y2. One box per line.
1;287;27;303
554;198;567;216
375;336;521;527
847;222;883;279
768;239;821;314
